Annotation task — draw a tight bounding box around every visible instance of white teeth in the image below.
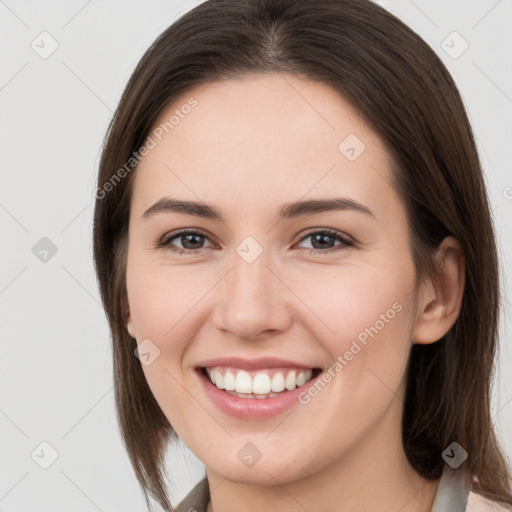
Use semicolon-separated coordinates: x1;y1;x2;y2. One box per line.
252;373;271;395
223;370;236;391
271;372;285;392
285;370;297;390
236;392;253;398
235;370;253;394
214;369;224;389
206;367;315;396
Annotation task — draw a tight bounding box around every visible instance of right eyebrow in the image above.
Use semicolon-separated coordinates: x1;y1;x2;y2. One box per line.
143;197;225;222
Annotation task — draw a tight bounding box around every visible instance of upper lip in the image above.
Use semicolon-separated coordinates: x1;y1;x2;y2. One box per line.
197;356;319;371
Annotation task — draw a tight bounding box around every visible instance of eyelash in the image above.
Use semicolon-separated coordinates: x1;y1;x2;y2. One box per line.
156;228;354;256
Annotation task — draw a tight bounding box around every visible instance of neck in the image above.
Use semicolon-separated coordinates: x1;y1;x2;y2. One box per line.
205;398;441;512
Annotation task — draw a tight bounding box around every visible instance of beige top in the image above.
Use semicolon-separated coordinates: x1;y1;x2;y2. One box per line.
174;464;510;512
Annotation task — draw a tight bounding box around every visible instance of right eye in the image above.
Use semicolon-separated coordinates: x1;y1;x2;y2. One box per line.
157;229;216;255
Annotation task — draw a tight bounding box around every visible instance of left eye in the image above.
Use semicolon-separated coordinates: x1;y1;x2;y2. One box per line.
296;230;353;253
157;229;353;255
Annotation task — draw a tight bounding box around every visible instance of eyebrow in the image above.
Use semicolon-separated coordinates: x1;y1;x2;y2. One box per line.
142;196;375;221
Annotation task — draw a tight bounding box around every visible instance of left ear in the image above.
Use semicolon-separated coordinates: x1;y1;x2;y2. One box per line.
122;294;136;339
412;236;465;345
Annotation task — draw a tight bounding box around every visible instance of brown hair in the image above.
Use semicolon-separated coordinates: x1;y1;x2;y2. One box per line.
92;0;512;509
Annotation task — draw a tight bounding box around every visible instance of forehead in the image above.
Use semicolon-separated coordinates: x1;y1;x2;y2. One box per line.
132;72;397;219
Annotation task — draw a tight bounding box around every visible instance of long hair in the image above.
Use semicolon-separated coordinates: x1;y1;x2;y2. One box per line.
92;0;512;509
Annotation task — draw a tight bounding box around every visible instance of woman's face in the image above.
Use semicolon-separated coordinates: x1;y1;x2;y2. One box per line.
126;73;421;484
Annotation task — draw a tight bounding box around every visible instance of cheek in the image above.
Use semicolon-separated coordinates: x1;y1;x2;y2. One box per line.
284;260;415;354
126;255;214;343
286;260;416;413
126;256;207;430
126;257;217;422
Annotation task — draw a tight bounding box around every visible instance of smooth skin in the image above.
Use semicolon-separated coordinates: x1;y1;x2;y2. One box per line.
126;73;465;512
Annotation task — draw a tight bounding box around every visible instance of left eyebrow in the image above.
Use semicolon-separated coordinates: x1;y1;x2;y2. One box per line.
142;196;375;221
279;197;375;219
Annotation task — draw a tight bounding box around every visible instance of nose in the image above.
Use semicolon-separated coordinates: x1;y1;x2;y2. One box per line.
211;248;292;341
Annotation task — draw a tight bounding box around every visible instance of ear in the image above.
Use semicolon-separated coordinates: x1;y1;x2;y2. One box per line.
412;236;465;345
124;297;136;339
127;314;136;339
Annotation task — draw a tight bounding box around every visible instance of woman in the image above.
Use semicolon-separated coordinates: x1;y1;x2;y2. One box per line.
92;0;512;510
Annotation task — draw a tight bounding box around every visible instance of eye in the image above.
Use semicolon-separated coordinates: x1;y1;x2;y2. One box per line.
157;229;215;254
296;228;354;255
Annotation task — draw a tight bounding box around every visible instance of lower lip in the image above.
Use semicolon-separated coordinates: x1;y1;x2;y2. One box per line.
196;368;321;420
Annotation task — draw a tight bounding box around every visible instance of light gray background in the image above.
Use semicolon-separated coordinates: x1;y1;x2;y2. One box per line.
1;1;511;510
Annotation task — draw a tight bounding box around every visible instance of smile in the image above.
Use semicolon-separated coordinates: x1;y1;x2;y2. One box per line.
195;357;323;420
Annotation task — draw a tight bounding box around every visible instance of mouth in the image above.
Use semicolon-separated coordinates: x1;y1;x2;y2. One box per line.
194;359;323;420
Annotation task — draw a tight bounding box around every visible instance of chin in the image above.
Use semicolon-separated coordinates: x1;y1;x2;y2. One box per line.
200;440;323;486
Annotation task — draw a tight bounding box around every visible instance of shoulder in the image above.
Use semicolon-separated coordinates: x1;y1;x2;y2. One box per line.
466;490;511;511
